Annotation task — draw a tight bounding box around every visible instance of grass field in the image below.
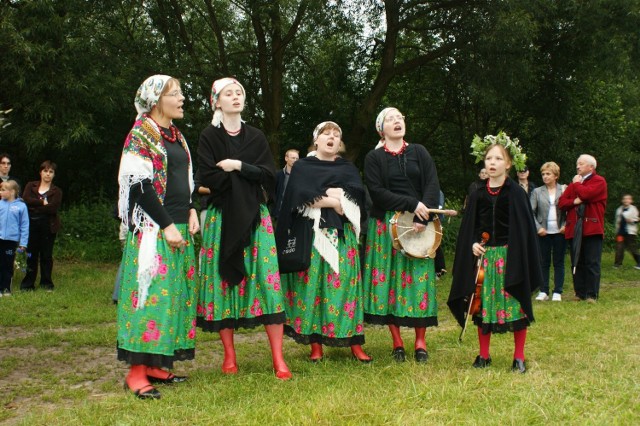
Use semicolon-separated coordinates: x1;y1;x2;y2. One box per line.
0;253;639;425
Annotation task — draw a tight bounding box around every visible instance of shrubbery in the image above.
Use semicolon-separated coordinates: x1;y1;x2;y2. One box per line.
55;201;122;262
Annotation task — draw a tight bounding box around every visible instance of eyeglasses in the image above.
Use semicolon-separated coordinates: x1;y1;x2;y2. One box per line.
384;115;405;123
0;161;10;165
164;90;183;97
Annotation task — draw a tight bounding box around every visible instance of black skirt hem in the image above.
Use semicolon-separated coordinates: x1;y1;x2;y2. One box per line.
197;312;286;332
473;317;530;334
117;347;195;369
283;325;365;347
364;313;438;328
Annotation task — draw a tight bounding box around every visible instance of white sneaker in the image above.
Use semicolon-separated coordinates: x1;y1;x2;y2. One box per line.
552;293;562;302
535;292;549;301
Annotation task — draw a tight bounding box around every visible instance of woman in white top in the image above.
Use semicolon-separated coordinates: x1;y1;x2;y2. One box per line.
530;162;566;301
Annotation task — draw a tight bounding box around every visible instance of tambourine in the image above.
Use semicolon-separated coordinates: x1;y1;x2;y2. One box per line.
389;211;443;259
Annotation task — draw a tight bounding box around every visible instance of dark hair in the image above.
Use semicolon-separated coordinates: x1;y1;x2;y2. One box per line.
0;152;10;162
39;160;57;172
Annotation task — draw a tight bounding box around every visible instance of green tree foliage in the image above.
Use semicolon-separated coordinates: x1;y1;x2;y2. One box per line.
0;0;638;213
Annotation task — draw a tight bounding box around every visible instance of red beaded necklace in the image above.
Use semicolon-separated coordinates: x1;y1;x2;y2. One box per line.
383;140;408;156
226;127;241;136
486;178;505;196
147;114;178;143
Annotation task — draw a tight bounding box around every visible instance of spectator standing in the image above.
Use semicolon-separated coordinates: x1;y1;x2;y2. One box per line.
613;194;640;269
0;153;19;187
0;180;29;296
273;149;299;219
558;154;607;302
516;166;536;198
20;161;62;292
463;168;488;212
531;162;567;302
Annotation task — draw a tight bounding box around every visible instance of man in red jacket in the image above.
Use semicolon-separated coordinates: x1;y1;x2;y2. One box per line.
559;154;607;302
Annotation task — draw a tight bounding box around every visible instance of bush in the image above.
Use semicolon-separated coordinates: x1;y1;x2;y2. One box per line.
55;201;122;262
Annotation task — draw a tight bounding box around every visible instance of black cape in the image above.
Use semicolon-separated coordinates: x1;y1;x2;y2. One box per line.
198;123;276;285
275;156;365;254
448;177;542;328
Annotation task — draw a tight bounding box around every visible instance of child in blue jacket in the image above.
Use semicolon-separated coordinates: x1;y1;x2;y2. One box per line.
0;180;29;295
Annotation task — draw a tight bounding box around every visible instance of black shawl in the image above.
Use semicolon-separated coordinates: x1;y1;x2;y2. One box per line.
275;156;365;252
364;144;440;222
198;123;276;285
448;177;542;328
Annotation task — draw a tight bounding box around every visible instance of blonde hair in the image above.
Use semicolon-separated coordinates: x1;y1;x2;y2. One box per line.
2;179;20;199
484;143;512;170
540;161;560;178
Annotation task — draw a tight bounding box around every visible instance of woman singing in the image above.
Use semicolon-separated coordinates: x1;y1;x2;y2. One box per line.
117;75;199;399
276;121;371;363
196;77;291;380
448;133;542;373
362;107;440;363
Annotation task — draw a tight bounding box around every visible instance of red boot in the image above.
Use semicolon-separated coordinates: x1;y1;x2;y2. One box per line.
351;344;372;363
265;324;292;380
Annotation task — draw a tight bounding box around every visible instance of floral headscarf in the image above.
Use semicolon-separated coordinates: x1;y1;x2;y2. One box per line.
134;75;172;120
119;74;194;309
210;77;246;127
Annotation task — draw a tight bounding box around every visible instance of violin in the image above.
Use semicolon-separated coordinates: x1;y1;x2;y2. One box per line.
469;232;490;316
458;232;490;342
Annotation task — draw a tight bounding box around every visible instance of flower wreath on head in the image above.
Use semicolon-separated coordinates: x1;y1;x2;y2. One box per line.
470;131;527;172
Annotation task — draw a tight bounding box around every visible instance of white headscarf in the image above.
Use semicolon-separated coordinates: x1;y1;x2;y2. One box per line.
374;107;398;149
210;77;246;127
312;121;342;142
134;75;172;120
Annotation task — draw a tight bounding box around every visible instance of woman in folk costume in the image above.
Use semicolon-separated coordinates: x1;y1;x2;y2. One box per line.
196;77;291;380
117;75;200;399
448;133;542;373
276;122;372;363
362;107;441;363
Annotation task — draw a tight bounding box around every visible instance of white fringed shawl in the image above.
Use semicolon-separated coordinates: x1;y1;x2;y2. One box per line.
117;117;193;309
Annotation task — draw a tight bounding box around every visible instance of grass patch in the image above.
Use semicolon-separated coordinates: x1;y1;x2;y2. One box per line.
0;253;639;424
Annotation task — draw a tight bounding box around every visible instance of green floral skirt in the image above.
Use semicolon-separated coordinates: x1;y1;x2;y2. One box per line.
472;246;529;333
196;205;286;332
363;213;437;328
117;224;198;368
281;224;365;347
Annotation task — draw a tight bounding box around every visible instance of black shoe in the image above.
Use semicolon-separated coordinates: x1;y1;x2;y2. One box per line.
511;358;526;373
472;355;492;368
124;382;161;400
147;374;187;385
391;346;406;362
414;348;429;363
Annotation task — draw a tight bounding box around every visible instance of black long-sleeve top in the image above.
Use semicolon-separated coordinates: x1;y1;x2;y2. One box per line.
129;133;192;228
364;143;440;223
